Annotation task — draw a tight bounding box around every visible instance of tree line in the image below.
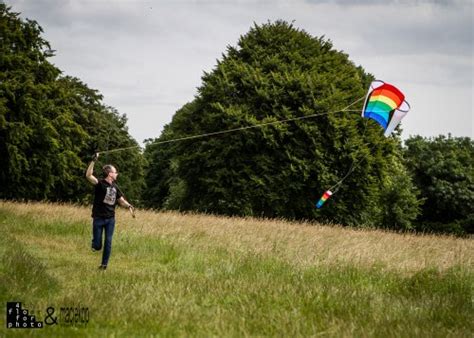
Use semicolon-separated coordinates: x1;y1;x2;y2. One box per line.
0;4;144;204
1;6;472;234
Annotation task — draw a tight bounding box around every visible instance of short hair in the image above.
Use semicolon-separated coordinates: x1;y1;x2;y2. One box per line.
102;164;115;178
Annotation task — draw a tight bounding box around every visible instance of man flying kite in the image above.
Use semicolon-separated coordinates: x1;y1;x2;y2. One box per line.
86;153;135;270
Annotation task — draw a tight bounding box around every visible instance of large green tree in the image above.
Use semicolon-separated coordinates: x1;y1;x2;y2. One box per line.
145;21;420;228
0;4;144;204
404;135;474;234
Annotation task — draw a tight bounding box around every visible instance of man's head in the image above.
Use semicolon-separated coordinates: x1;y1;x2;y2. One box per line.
102;164;119;181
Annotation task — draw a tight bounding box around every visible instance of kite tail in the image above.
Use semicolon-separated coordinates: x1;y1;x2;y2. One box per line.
316;190;333;208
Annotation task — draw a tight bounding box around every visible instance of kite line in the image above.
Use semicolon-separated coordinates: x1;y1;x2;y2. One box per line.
96;96;366;154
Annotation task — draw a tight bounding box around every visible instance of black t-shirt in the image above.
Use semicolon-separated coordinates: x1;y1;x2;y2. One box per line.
92;179;123;218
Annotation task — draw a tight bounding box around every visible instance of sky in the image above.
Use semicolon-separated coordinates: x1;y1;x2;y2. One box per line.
5;0;473;146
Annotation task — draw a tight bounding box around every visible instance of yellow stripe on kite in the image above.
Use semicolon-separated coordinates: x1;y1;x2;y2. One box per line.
369;94;398;110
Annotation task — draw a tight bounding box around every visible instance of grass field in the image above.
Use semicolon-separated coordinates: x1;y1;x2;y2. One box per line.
0;201;472;337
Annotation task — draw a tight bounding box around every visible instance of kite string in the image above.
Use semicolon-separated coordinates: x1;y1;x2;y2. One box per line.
329;144;377;194
97;95;365;153
329;120;368;193
328;118;371;193
328;126;378;194
97;145;141;155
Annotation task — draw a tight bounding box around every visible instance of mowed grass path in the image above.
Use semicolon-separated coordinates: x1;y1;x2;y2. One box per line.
0;201;472;337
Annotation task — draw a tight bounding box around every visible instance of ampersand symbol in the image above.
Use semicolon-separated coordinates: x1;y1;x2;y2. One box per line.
44;306;58;325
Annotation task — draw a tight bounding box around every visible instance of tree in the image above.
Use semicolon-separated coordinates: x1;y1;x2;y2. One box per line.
54;76;145;204
404;135;474;234
377;153;422;231
145;21;420;228
0;5;144;204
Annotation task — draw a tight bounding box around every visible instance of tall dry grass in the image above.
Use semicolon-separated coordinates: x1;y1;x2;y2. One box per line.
2;200;472;274
1;200;473;337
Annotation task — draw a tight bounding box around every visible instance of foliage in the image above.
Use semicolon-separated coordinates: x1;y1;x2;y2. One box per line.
145;21;419;228
404;135;474;234
0;4;144;204
376;153;422;230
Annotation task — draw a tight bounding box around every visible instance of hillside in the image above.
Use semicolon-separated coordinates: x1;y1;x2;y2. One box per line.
0;201;472;337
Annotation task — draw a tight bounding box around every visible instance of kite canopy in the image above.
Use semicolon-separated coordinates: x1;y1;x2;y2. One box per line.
361;80;410;136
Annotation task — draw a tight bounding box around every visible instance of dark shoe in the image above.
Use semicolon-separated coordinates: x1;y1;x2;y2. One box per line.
98;265;107;270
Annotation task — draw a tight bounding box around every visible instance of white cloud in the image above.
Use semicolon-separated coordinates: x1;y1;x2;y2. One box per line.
6;0;473;144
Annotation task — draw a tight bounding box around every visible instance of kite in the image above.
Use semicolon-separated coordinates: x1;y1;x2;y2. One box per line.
361;80;411;136
315;80;411;208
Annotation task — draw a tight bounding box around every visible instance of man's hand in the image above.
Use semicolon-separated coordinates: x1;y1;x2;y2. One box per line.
92;153;99;162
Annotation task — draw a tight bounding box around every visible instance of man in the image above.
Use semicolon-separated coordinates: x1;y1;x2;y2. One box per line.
86;153;134;270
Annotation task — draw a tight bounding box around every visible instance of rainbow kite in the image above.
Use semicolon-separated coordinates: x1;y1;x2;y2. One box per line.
362;80;410;136
316;80;410;209
316;190;333;209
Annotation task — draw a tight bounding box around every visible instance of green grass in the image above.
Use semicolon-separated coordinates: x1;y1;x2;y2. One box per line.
0;202;472;337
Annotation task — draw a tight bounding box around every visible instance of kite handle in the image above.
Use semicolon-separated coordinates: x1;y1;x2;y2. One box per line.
129;206;136;218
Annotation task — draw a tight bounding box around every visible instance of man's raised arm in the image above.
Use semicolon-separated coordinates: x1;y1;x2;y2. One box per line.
86;153;99;185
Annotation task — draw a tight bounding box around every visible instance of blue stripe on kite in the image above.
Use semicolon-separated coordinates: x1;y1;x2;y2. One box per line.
364;108;389;121
364;111;388;129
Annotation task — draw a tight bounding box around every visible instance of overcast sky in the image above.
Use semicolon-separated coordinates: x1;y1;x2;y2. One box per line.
6;0;473;145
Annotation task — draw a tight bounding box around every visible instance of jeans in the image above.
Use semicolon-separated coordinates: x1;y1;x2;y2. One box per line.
92;217;116;266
